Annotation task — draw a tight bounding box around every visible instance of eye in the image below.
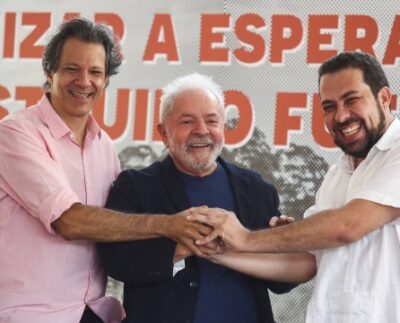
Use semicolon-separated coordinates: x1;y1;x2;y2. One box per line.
90;70;104;76
345;97;359;106
206;119;220;125
322;103;335;113
179;119;193;125
64;67;78;73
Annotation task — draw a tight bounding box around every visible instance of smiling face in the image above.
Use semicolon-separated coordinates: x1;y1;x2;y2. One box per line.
320;68;392;164
157;88;225;177
47;37;108;127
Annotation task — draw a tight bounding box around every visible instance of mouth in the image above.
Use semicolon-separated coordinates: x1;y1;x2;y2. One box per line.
70;90;93;99
189;142;212;148
340;121;362;137
334;120;363;140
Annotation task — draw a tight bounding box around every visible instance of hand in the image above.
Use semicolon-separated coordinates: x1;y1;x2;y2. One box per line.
173;239;224;262
165;206;215;257
186;207;250;252
269;215;295;227
173;243;192;263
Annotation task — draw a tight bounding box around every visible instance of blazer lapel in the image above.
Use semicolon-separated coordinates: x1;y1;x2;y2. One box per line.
219;158;253;228
159;156;192;212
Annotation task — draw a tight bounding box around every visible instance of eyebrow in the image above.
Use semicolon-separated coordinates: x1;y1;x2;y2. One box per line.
340;90;358;100
321;90;359;106
179;113;220;118
61;62;105;70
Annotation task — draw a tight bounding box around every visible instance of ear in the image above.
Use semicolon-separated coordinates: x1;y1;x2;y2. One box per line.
378;86;392;111
156;123;169;148
47;73;53;85
104;76;110;89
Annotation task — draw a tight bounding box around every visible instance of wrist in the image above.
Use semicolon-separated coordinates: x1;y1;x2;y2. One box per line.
173;243;191;263
150;215;172;238
239;229;252;252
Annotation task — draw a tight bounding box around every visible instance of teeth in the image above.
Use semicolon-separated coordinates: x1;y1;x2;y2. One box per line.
191;143;209;147
72;91;90;98
342;122;361;136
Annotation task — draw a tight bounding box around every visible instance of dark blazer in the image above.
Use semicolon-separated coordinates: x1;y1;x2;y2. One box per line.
99;156;295;323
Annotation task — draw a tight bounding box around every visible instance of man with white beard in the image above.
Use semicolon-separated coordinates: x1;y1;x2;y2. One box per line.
98;73;297;323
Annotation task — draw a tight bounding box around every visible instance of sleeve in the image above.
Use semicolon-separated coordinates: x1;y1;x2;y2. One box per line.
254;175;297;294
97;171;177;285
0;119;80;233
352;146;400;209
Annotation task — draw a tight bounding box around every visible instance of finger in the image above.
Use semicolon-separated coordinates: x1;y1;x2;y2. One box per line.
195;230;220;246
197;245;217;256
194;207;226;218
184;222;213;238
269;216;279;227
202;240;220;251
189;205;208;212
194;223;213;236
186;213;211;224
180;237;206;257
278;216;295;225
181;221;217;241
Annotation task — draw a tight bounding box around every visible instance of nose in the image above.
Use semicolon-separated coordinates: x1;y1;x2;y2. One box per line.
194;120;209;135
334;102;351;123
75;70;91;87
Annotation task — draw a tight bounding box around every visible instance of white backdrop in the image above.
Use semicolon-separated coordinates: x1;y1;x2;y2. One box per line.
1;1;399;321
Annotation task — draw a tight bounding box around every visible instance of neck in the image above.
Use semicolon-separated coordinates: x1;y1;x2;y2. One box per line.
353;157;364;169
174;159;218;177
58;116;88;147
353;116;394;169
48;94;89;145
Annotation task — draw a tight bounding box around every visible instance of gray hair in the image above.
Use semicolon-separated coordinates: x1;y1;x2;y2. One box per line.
42;17;123;91
159;73;225;122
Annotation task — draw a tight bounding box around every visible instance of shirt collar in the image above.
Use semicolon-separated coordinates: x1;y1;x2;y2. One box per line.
38;94;102;140
374;117;400;151
339;117;400;172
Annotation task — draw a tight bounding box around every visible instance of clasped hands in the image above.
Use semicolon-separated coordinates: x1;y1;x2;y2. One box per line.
170;206;294;261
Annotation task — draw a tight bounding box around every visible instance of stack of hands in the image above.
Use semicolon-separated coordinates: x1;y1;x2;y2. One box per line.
171;206;294;262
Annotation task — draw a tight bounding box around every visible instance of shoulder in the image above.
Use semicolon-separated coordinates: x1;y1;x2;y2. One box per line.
109;160;166;205
0;106;50;152
222;159;276;190
114;161;163;186
0;106;41;131
222;159;281;221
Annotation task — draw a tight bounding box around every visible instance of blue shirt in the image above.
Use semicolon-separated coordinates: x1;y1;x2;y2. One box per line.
179;163;259;323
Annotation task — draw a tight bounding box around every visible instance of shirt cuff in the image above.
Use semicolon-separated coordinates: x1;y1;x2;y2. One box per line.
173;259;185;276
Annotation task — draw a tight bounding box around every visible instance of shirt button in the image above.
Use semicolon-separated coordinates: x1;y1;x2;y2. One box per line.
189;281;198;288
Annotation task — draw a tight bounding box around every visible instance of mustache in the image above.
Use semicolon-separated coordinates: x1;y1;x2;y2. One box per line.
333;118;363;132
186;136;214;146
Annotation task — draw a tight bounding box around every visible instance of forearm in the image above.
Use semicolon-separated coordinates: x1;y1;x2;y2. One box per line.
245;210;340;253
210;252;316;283
244;199;400;253
52;203;171;242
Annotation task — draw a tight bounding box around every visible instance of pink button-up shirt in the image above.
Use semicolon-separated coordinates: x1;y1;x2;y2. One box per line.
0;95;124;323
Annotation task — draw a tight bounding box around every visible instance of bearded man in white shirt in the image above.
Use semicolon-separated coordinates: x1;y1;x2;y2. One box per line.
189;51;400;323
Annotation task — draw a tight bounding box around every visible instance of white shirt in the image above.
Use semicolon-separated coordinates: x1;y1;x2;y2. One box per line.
305;118;400;323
